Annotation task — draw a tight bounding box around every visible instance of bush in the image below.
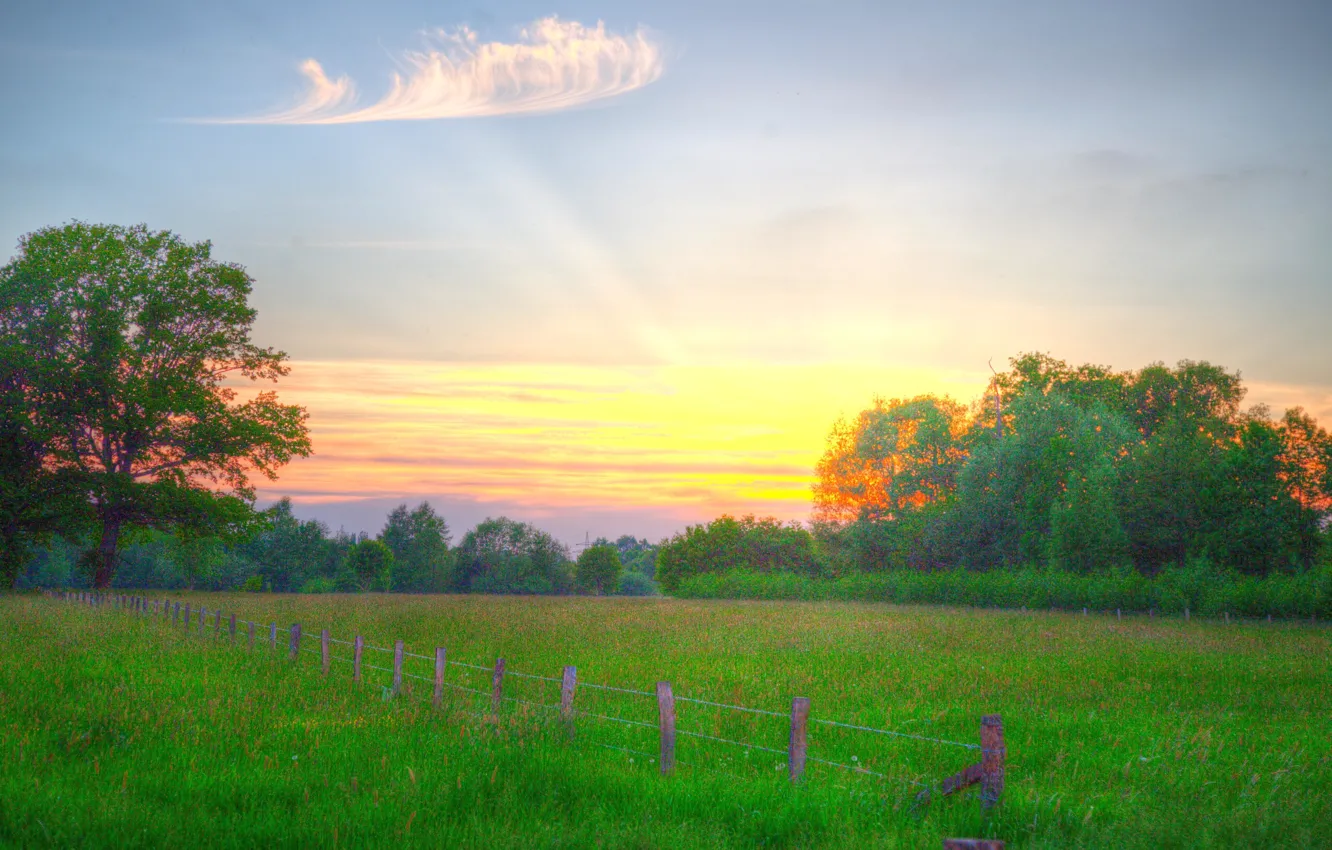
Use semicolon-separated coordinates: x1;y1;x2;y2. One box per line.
671;565;1332;619
656;515;821;592
300;576;336;594
240;575;264;592
615;572;659;597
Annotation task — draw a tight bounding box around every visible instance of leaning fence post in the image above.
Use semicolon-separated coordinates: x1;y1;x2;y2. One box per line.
657;682;676;775
980;714;1005;810
491;658;506;714
392;640;404;696
789;696;811;783
321;629;331;676
229;613;237;641
560;666;578;724
289;623;301;660
433;648;447;709
353;636;364;683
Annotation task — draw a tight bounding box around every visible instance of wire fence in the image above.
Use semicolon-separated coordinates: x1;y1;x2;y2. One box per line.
48;590;1005;809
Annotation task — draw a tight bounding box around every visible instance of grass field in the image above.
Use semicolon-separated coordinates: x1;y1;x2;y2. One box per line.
2;593;1330;848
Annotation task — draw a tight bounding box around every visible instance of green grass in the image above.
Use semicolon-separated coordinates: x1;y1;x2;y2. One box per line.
2;593;1330;848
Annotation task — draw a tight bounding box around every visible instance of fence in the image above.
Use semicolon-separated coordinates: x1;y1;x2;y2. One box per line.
47;590;1006;811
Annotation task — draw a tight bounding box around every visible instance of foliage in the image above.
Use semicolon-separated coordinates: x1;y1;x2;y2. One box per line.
238;499;346;593
0;222;311;588
604;535;658;578
656;514;821;593
575;544;622;595
378;502;452;593
345;540;394;593
673;563;1332;618
452;517;573;595
614;571;659;596
811;353;1332;577
813;395;969;523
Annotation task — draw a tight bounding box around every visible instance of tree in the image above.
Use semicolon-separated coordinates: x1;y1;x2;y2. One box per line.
0;223;311;588
814;395;969;524
575;544;621;595
236;498;337;592
0;333;85;588
953;393;1133;571
378;502;452;593
451;517;572;595
345;539;394;592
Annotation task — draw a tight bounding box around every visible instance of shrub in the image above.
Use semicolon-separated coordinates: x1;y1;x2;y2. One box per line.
615;572;659;597
300;576;336;594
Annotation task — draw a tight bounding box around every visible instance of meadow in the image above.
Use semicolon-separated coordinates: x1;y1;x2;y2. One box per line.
2;592;1329;848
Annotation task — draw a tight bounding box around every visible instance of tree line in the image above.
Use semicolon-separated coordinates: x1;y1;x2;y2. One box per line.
657;353;1332;593
16;497;660;596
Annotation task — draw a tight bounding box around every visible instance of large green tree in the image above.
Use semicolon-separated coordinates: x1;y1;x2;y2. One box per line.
0;223;311;588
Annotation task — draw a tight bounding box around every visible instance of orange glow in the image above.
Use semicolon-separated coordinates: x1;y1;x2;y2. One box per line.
240;360;992;520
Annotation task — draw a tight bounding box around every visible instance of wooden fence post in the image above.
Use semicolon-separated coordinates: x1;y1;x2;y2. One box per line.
1185;607;1190;621
491;658;506;714
1225;612;1230;624
183;603;191;629
198;607;207;635
289;623;301;660
392;640;404;696
980;714;1005;810
657;682;676;775
269;623;277;651
353;636;364;683
789;696;810;783
433;648;446;709
247;621;255;650
229;612;237;640
321;629;331;676
560;666;578;724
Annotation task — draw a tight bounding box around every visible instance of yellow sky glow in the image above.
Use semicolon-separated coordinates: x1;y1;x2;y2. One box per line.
249;360;994;520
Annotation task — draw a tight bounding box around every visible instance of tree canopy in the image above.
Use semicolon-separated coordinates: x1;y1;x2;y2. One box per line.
0;222;311;588
575;544;622;595
814;352;1332;576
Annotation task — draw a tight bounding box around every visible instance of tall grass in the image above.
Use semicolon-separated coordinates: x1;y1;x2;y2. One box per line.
675;564;1332;619
3;592;1330;847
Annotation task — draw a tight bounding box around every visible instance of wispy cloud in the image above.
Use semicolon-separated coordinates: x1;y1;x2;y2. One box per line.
203;17;664;124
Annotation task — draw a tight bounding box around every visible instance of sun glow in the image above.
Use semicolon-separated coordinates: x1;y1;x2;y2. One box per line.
243;360;991;520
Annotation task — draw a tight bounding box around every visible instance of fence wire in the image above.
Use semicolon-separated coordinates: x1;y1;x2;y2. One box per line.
70;593;989;799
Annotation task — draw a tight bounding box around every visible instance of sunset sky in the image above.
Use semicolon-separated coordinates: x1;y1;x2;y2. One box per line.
3;1;1330;544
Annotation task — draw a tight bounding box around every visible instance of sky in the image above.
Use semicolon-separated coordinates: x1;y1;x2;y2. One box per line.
3;0;1331;545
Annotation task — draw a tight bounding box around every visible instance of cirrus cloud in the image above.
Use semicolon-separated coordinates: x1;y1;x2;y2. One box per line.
202;17;664;124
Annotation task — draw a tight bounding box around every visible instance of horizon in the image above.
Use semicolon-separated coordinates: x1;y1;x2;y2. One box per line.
4;0;1330;549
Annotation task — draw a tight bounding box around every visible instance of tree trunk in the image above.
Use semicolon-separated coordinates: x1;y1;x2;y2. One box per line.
94;516;121;589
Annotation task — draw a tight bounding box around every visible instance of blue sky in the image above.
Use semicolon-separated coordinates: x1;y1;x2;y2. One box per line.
3;0;1330;542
